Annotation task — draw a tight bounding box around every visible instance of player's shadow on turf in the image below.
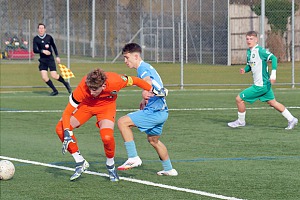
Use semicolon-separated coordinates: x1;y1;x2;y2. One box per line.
32;91;70;96
45;167;74;179
32;91;53;96
45;163;109;181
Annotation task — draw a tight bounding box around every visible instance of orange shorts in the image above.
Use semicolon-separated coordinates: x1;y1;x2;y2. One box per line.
72;103;116;128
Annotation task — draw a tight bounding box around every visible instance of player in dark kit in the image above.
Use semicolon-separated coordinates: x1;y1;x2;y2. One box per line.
33;23;71;96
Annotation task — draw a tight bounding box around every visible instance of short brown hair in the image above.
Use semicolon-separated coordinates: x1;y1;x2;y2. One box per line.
85;68;107;90
246;31;257;37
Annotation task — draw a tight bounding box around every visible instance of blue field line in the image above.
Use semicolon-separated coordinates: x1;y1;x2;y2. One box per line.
13;155;300;167
170;155;300;162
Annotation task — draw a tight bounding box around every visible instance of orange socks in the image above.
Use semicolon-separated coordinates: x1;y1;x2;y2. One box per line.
100;128;115;158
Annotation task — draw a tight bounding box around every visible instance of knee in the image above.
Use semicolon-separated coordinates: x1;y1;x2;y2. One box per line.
100;128;114;144
267;100;276;107
235;95;242;103
117;116;127;129
102;134;114;144
147;138;158;147
51;74;58;79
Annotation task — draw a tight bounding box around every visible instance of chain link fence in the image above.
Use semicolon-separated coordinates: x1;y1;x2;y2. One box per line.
0;0;299;86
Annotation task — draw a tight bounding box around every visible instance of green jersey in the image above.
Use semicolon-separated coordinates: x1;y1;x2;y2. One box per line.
245;44;277;87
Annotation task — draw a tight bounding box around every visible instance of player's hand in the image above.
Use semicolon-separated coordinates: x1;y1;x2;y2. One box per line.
142;90;153;100
56;57;61;64
42;50;51;55
62;129;75;155
240;68;245;74
139;99;148;110
152;87;168;97
270;79;276;85
270;70;276;85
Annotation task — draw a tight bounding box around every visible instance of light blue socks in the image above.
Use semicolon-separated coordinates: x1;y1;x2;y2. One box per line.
124;140;138;158
161;159;173;171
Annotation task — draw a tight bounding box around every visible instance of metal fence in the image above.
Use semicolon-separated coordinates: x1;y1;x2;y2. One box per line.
0;0;299;87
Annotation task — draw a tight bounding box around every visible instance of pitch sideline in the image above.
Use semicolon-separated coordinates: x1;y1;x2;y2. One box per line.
0;155;245;200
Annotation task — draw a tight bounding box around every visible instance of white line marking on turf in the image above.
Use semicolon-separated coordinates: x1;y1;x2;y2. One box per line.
0;155;245;200
1;107;299;113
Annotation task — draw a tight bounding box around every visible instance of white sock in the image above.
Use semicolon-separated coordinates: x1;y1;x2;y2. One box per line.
106;157;115;166
72;151;85;163
281;108;294;121
238;111;246;123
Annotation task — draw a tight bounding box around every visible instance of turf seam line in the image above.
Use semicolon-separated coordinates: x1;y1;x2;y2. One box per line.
0;155;245;200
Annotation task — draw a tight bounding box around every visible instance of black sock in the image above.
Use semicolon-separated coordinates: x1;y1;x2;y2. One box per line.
57;75;69;87
57;75;66;83
46;80;57;92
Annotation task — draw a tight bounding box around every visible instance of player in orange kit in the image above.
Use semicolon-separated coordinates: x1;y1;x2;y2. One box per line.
55;68;153;182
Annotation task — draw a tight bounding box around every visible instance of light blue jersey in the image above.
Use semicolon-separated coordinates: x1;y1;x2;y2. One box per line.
137;61;168;111
128;61;168;135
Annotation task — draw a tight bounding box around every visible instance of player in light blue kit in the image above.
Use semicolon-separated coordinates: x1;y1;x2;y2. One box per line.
117;43;178;176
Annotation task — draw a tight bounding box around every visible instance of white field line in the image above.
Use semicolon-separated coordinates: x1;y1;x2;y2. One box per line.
0;155;245;200
1;107;300;113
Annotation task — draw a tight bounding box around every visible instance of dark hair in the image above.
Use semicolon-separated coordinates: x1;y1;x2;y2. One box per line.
122;43;142;54
246;31;257;37
85;68;107;90
37;23;46;29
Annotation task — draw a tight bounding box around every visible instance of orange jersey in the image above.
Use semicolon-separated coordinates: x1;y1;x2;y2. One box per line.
62;72;151;129
72;72;130;107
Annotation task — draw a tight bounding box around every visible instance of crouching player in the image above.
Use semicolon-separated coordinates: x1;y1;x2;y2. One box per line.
55;68;152;181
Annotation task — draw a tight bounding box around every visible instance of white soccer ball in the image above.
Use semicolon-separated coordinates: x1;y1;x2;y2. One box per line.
0;160;15;180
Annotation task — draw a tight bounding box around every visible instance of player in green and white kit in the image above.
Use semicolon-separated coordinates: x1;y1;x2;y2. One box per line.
228;31;298;130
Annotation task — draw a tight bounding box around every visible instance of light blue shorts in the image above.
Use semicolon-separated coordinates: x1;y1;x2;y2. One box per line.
128;108;168;135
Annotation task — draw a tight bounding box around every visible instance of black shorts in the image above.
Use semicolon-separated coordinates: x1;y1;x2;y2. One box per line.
38;59;57;71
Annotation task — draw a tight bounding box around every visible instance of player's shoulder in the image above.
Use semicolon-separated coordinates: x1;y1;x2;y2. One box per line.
33;35;40;40
106;72;127;83
105;71;120;79
79;75;88;86
255;45;266;51
257;45;272;55
256;45;264;50
76;75;89;92
138;61;152;72
140;61;152;68
43;34;53;40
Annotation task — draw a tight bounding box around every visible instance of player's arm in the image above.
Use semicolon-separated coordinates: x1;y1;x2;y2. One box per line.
61;80;85;130
140;75;168;97
138;76;152;109
130;75;167;97
243;64;251;73
50;36;59;57
62;101;77;130
61;93;83;155
61;76;86;154
60;95;78;154
126;76;152;91
261;47;277;83
243;51;251;73
61;101;76;155
32;38;41;54
50;36;60;63
268;54;277;83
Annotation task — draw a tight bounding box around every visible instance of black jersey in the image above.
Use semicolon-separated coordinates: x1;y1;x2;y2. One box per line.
33;34;58;61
